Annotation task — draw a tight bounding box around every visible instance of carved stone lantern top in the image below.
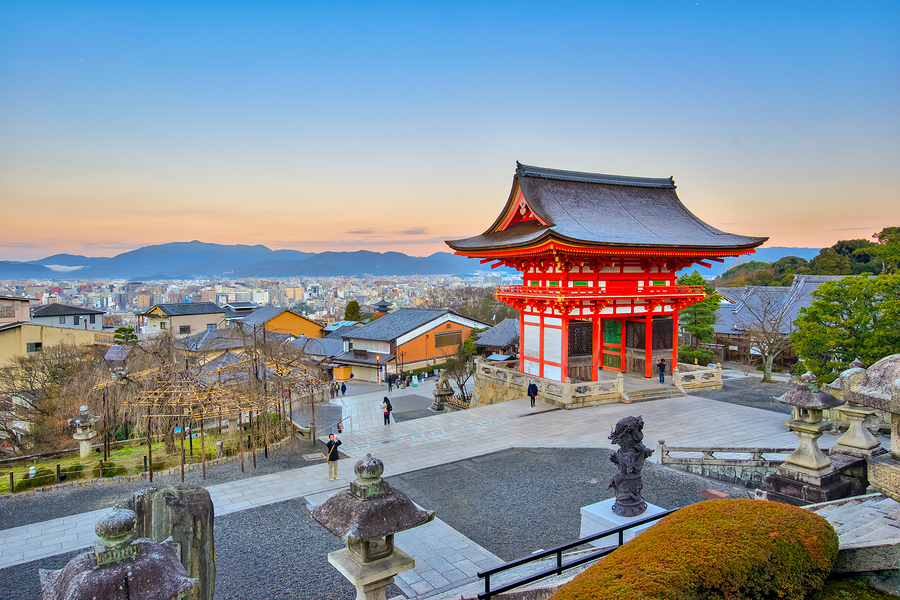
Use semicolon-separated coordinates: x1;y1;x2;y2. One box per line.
68;405;100;431
312;453;434;563
776;373;843;423
39;508;197;600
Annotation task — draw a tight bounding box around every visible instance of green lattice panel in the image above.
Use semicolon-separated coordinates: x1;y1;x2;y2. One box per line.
603;321;621;345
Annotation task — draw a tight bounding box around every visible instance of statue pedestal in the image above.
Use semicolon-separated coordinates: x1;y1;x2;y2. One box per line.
431;388;453;412
328;547;415;600
869;452;900;503
73;431;97;460
579;499;667;548
765;460;852;506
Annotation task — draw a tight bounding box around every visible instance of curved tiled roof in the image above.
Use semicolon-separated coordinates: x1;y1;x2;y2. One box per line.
447;163;767;253
32;304;104;317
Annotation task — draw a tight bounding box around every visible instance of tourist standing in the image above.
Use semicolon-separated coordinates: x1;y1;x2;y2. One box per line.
326;434;341;480
527;380;538;407
340;382;347;396
657;358;666;384
381;397;392;425
388;375;393;392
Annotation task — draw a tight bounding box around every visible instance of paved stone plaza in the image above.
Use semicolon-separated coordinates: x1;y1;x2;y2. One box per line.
0;376;891;599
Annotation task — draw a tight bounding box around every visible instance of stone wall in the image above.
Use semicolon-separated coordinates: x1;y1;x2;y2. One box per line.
666;462;777;489
470;363;622;410
673;362;723;392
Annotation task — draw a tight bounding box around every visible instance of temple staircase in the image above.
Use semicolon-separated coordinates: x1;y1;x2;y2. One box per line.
621;385;686;404
805;492;900;573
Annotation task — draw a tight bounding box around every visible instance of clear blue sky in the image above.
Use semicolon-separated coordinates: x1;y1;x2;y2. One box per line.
1;1;897;260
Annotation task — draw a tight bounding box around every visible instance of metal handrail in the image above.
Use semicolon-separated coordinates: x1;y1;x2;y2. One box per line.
477;508;677;599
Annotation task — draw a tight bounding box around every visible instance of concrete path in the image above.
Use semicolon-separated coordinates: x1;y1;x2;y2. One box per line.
0;390;887;589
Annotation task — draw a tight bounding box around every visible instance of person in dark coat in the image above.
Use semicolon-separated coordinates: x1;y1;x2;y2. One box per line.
527;380;538;407
657;358;666;384
326;434;341;480
340;382;347;396
387;375;393;392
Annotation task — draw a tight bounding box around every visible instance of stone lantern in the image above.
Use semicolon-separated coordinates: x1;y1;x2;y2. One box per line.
39;508;197;600
312;453;434;600
69;405;100;460
778;372;844;470
830;359;883;458
765;372;851;505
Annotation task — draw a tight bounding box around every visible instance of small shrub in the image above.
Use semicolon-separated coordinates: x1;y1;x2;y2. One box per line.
13;468;56;492
550;499;839;600
678;345;717;366
100;461;127;478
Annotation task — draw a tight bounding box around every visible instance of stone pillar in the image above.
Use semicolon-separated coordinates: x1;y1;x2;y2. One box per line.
119;485;215;600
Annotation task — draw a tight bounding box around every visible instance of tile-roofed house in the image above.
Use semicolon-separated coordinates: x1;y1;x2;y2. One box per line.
136;302;225;338
292;336;344;361
323;325;360;340
333;308;489;382
475;318;519;356
238;306;324;338
712;275;845;363
31;304;105;331
220;302;257;313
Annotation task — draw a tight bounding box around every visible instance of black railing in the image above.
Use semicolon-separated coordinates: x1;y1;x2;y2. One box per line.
477;508;677;599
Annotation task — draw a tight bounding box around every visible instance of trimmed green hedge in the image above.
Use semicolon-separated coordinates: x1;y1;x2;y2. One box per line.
550;499;838;600
677;344;717;366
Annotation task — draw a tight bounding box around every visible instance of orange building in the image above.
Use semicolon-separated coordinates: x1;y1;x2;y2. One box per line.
239;306;324;338
333;308;488;382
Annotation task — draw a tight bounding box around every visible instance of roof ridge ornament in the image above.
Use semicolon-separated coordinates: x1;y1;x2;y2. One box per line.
516;161;676;189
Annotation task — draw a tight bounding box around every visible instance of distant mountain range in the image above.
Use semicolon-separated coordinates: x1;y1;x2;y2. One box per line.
0;241;509;280
0;241;823;281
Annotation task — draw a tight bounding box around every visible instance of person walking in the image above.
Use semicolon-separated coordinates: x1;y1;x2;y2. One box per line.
657;358;666;384
387;376;393;392
340;382;347;396
381;396;392;425
326;433;341;480
527;380;538;407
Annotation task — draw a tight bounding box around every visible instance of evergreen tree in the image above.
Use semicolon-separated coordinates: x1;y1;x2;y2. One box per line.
856;227;900;274
676;271;718;347
792;274;900;382
343;300;361;321
113;326;138;345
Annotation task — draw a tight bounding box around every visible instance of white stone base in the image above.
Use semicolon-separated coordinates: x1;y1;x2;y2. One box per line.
579;498;668;548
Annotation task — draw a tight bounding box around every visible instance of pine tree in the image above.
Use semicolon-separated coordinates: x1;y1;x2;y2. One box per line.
676;271;718;347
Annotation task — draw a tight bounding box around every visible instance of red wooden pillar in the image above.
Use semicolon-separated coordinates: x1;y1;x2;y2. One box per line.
644;309;653;378
671;309;679;372
592;314;601;381
560;315;570;381
518;309;527;376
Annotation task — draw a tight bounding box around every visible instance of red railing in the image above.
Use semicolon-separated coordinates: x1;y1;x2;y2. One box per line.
496;284;705;300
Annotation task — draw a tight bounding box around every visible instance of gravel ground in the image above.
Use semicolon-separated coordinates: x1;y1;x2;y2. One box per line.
385;447;753;562
0;498;402;600
687;376;794;415
0;447;754;599
0;436;336;531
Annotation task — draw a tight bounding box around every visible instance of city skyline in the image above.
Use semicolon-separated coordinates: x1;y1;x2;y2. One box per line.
2;2;898;262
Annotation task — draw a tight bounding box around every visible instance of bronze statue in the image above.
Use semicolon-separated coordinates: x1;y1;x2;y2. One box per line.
608;415;654;517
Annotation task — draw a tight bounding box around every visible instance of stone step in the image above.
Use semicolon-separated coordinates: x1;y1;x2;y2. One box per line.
806;493;900;572
622;391;685;404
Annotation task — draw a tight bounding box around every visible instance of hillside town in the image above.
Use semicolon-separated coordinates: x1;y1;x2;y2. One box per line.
2;2;899;599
